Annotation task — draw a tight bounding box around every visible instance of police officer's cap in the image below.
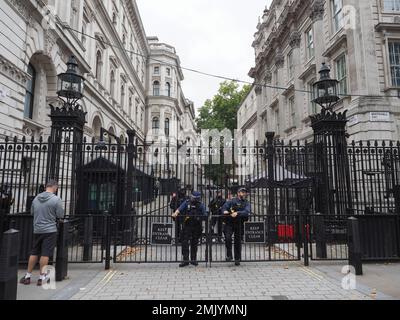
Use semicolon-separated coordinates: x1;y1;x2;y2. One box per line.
238;187;248;193
191;191;201;199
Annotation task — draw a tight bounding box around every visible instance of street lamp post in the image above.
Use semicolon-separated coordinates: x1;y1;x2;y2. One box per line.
312;63;340;111
57;56;85;107
310;63;353;218
49;55;86;192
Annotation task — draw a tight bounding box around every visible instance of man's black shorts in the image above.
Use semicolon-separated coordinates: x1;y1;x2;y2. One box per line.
31;233;58;257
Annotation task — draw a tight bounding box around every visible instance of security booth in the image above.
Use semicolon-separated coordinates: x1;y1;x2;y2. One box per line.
76;157;125;216
251;164;313;243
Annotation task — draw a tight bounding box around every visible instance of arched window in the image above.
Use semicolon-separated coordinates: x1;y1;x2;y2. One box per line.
120;85;125;108
110;70;115;98
153;81;160;96
166;82;171;97
129;96;133;118
152;117;160;131
24;63;36;119
95;51;102;81
112;12;117;25
165;118;170;136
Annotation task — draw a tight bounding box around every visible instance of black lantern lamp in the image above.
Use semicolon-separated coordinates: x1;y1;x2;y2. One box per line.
57;55;84;105
312;63;340;111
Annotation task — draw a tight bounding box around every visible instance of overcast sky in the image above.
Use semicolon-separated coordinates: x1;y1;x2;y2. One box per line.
136;0;271;113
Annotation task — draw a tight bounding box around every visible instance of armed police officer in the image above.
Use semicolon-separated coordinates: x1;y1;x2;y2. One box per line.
209;191;226;242
172;191;207;267
222;187;251;266
170;188;188;242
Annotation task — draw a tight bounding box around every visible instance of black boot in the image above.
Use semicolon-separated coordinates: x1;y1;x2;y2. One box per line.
179;262;189;267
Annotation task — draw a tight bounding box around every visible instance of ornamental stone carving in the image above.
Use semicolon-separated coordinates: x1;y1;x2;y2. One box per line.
310;0;325;22
289;31;301;49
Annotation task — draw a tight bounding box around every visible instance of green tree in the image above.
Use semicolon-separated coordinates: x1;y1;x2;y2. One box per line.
196;81;251;186
196;81;251;131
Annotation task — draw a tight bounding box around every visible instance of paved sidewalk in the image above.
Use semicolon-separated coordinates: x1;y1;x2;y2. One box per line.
68;262;371;300
17;264;103;300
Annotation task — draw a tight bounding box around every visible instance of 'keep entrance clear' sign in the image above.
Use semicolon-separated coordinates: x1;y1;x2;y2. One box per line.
151;223;173;245
244;222;266;243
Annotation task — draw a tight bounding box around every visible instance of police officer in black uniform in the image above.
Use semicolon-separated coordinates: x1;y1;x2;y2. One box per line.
222;187;251;266
172;191;207;267
209;191;226;242
170;188;187;242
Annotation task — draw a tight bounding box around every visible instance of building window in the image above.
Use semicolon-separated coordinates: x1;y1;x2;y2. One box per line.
110;70;115;98
273;108;280;135
95;51;102;81
120;85;125;108
82;21;87;46
70;1;79;29
122;34;126;47
129;96;133;118
112;12;117;25
152;117;160;131
153;81;160;96
135;98;139;122
383;0;400;11
273;69;278;96
288;96;296;128
308;80;318;115
389;41;400;87
166;82;171;97
288;51;294;80
166;68;171;76
336;55;348;95
154;66;160;75
332;0;344;33
165;118;170;136
24;63;36;119
306;28;314;60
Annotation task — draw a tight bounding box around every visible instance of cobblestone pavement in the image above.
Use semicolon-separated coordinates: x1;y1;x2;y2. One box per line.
68;262;372;300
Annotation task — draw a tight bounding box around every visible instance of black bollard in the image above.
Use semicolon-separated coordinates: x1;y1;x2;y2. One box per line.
83;216;93;262
315;213;327;258
0;229;20;300
55;219;69;282
348;217;363;276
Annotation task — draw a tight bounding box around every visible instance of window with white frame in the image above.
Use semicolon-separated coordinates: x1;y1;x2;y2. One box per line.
288;96;296;128
308;80;318;115
274;108;280;134
110;70;116;98
306;28;314;60
152;117;160;131
81;20;87;46
153;81;160;96
336;55;348;95
166;68;171;76
273;69;279;96
383;0;400;11
120;84;125;108
154;66;160;75
288;51;294;80
389;41;400;87
332;0;344;33
24;63;36;119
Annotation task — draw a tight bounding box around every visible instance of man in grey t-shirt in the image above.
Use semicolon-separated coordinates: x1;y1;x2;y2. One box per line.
20;180;64;286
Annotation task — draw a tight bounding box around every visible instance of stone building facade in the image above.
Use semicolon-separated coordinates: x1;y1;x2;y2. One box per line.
0;0;197;146
244;0;400;142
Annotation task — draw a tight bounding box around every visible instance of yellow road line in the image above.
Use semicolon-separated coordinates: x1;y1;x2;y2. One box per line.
103;270;117;285
300;266;324;281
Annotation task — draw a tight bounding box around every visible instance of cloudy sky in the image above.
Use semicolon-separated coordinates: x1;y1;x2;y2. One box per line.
136;0;271;113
